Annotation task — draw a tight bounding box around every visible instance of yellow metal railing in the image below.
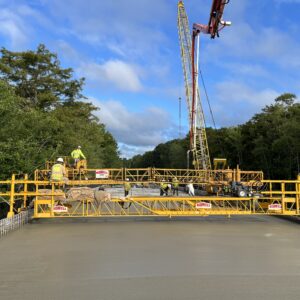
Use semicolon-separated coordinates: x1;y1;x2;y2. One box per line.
1;172;299;219
34;167;264;184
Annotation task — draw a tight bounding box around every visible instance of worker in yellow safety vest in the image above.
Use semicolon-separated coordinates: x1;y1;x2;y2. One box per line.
124;178;131;197
160;179;169;196
71;146;86;167
172;177;179;196
50;157;69;184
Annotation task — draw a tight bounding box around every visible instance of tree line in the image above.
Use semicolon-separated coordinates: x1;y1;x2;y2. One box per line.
0;44;121;180
0;44;299;182
126;93;300;180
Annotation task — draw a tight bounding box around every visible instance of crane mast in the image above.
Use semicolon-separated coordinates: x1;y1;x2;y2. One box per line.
178;1;211;170
177;0;230;171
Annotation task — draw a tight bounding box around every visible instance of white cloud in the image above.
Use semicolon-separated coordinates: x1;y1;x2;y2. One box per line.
118;143;154;158
0;3;55;49
43;0;172;61
216;81;278;106
106;43;126;57
203;1;300;70
57;40;81;62
0;9;28;48
78;60;143;92
211;81;279;126
87;98;173;157
220;62;269;78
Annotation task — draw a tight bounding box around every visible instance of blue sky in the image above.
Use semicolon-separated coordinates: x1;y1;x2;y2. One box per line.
0;0;299;157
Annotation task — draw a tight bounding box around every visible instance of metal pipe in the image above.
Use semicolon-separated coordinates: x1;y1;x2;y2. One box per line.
7;174;15;218
187;150;191;169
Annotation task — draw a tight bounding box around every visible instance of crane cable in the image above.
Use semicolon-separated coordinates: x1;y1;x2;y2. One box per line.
198;67;226;157
199;68;217;129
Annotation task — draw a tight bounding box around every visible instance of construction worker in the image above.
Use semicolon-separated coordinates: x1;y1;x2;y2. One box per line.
160;179;169;196
118;178;132;209
172;177;179;196
187;181;195;196
71;146;86;167
124;178;131;197
50;157;69;184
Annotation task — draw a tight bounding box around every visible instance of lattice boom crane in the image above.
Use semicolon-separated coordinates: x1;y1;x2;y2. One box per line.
177;0;230;170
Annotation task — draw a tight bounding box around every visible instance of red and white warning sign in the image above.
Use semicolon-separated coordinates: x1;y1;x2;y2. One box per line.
268;203;282;211
53;205;68;213
95;169;109;179
195;202;212;209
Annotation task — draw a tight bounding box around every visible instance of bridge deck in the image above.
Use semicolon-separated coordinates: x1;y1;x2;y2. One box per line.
0;216;299;300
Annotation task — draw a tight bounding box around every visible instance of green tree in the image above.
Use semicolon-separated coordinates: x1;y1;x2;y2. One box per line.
0;45;121;179
0;44;84;110
128;94;300;179
240;96;299;178
274;93;296;106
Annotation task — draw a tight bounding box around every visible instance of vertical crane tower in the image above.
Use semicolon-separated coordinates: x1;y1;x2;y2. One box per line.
177;0;230;171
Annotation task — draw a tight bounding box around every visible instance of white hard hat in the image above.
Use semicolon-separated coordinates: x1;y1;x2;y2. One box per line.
78;145;81;149
57;157;64;163
126;178;129;181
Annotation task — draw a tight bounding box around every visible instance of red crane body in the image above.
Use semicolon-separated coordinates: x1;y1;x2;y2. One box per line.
193;0;229;38
190;0;230;150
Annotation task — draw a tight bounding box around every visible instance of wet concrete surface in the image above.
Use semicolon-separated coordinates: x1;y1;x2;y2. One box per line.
0;216;300;300
105;186;188;197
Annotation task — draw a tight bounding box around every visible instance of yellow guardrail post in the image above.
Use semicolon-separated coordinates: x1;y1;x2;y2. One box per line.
23;174;28;208
51;182;55;217
34;182;39;218
297;174;300;215
281;182;285;214
7;174;15;218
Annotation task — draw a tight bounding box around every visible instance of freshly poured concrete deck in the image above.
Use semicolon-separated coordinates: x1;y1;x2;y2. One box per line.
0;216;300;300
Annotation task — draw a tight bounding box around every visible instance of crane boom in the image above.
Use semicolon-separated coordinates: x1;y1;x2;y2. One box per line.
178;0;230;171
208;0;230;38
178;1;211;170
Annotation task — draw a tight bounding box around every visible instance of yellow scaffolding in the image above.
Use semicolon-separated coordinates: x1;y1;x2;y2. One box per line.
0;171;299;219
34;167;263;185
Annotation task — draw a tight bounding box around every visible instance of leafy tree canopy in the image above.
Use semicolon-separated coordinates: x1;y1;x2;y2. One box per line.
127;95;300;179
0;45;120;180
0;44;84;110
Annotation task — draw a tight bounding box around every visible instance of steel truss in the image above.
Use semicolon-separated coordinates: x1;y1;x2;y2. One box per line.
0;172;299;219
178;1;211;170
35;167;263;184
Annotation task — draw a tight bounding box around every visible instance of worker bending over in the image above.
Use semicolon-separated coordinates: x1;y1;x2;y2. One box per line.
51;157;69;184
160;179;169;196
124;178;131;197
71;146;86;167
